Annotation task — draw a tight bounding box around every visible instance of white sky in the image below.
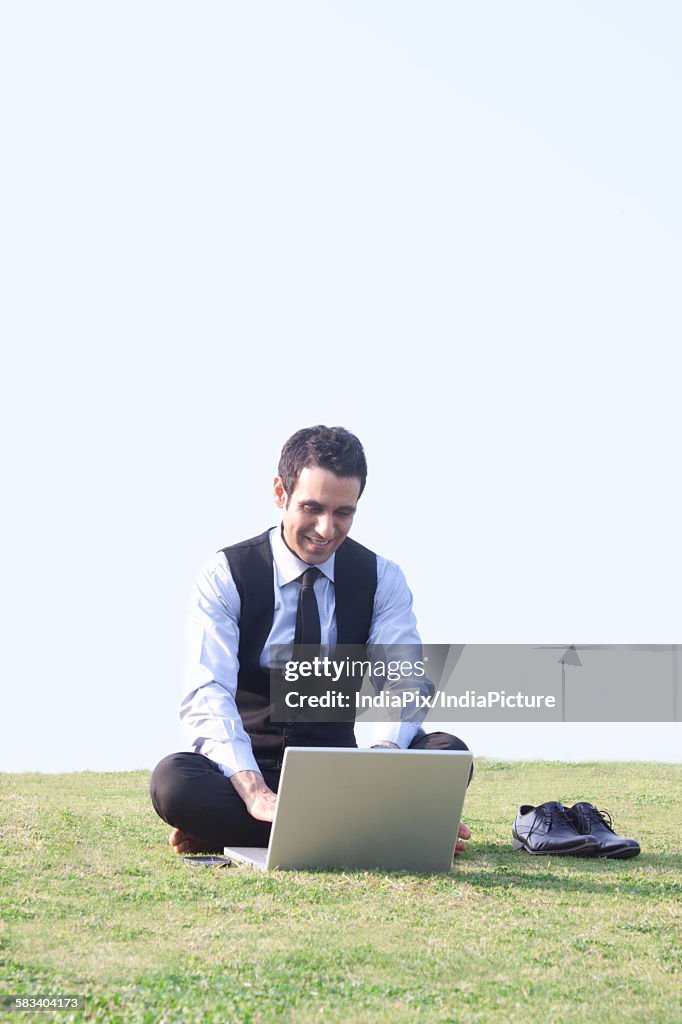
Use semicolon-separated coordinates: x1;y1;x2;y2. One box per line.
1;2;680;771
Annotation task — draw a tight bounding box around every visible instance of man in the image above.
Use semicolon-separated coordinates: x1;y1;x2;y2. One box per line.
150;425;472;856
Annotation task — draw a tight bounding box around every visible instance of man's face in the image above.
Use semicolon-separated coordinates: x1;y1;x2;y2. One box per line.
274;466;361;565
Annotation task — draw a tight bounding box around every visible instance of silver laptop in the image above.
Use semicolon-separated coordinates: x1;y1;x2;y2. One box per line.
224;746;473;872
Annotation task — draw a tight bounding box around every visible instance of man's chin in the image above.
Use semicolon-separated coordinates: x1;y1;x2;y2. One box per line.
300;540;338;562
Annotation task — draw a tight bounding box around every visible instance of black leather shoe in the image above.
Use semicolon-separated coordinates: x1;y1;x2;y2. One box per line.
565;802;641;859
512;801;599;856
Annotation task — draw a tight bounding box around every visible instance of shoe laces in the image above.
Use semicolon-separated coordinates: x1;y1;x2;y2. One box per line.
576;804;615;833
527;804;573;841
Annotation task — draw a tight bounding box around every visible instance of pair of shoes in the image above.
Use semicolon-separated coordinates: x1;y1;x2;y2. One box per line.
512;801;640;858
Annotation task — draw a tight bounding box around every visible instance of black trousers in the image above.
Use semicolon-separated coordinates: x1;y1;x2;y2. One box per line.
150;731;472;853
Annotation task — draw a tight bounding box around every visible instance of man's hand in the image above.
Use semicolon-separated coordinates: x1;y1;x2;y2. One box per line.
230;770;278;822
455;822;471;857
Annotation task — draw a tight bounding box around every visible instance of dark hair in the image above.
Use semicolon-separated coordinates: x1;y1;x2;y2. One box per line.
278;425;368;499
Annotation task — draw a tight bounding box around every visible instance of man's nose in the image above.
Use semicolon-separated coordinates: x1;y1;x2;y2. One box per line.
315;514;335;539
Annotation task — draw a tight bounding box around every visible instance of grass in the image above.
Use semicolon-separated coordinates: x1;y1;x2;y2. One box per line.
0;761;679;1023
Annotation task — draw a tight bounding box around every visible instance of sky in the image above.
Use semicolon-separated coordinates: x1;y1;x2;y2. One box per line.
1;2;680;772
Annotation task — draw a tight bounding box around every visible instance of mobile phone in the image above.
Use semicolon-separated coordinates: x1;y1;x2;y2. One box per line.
183;855;232;868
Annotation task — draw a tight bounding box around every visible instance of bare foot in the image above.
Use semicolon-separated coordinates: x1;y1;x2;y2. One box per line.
454;822;472;857
169;827;204;855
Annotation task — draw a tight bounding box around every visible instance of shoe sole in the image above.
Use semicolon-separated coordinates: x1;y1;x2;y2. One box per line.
597;845;641;859
512;837;598;856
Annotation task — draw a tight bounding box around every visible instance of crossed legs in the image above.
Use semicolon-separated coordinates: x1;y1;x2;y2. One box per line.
150;731;472;854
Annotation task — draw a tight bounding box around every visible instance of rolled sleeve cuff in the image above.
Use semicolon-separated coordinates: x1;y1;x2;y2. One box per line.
369;720;421;749
198;739;262;778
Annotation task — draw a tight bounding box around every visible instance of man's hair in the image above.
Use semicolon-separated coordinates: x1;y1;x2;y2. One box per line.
278;425;368;498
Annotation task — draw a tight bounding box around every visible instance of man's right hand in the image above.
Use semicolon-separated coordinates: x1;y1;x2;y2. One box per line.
230;770;278;822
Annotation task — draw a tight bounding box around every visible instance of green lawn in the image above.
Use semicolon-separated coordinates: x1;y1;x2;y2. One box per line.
0;761;679;1023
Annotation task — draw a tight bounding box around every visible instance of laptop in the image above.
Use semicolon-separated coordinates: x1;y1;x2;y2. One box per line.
224;746;473;872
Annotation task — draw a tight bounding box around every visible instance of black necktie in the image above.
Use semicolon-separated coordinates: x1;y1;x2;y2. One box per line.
293;567;322;649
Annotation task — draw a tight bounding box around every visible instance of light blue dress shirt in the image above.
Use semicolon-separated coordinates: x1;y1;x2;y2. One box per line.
180;526;425;776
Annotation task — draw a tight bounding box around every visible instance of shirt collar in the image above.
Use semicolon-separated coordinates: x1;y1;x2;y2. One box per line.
270;524;336;586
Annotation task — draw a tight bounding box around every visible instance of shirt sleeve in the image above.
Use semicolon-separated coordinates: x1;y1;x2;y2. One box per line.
366;558;433;749
179;552;261;777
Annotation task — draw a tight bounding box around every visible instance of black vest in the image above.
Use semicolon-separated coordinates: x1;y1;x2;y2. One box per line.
222;529;378;768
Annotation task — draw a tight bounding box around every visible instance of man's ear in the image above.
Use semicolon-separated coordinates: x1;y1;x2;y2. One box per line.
273;476;288;509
